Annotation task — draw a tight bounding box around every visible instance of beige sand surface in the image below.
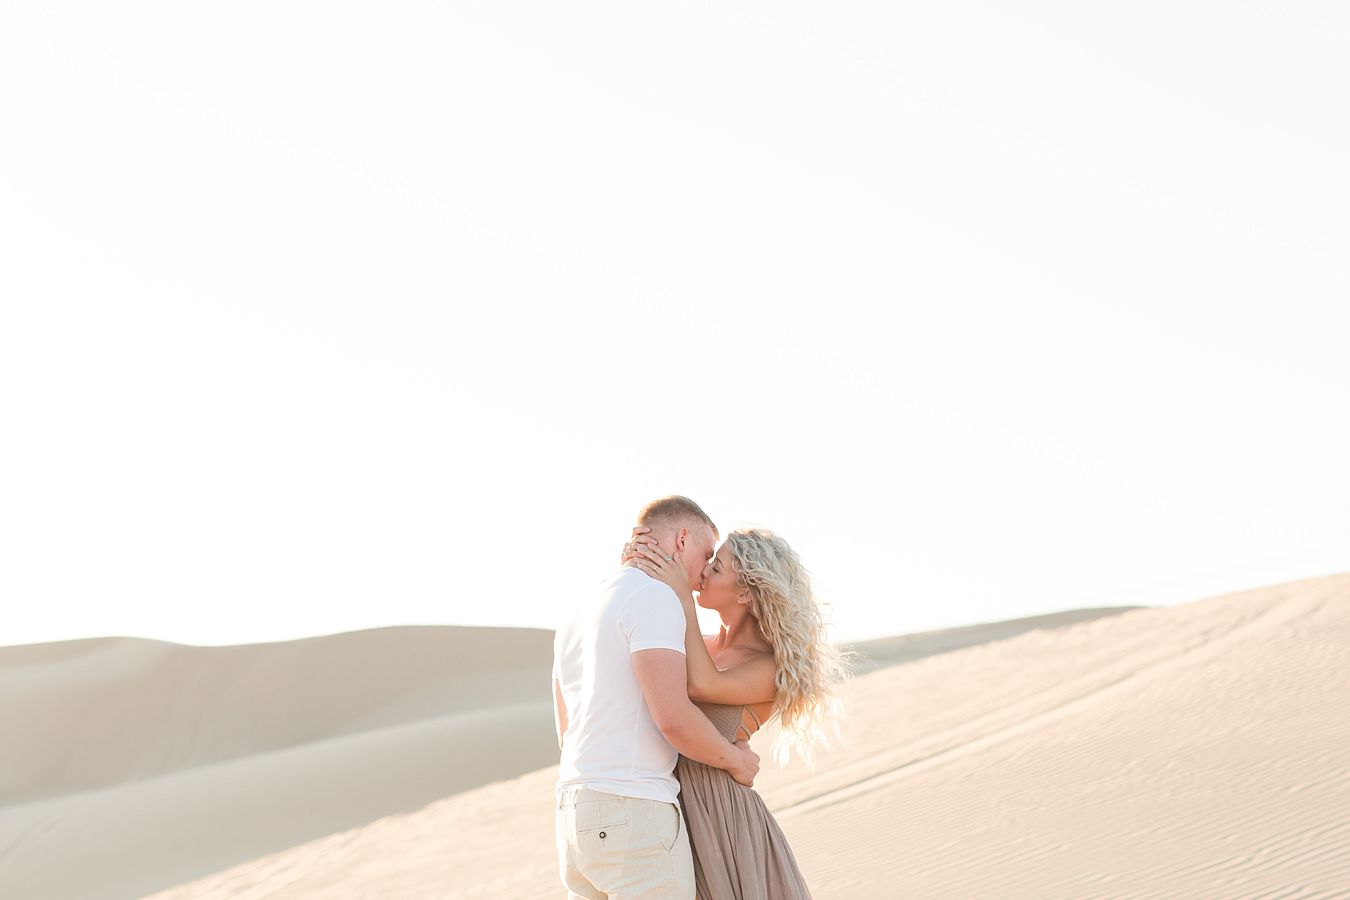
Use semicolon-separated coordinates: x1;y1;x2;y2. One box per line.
0;626;557;899
137;572;1349;899
1;625;557;805
7;576;1347;898
1;606;1129;900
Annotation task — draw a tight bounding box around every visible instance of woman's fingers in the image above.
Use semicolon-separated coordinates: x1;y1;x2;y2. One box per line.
628;528;658;549
630;548;666;571
623;527;658;561
634;545;665;564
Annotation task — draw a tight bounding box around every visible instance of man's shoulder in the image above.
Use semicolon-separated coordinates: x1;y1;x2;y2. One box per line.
604;570;682;641
605;566;679;604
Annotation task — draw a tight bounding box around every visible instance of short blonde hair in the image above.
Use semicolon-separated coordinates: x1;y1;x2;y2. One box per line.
637;495;718;537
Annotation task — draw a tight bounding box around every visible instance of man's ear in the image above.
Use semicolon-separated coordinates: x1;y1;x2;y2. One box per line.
675;527;688;552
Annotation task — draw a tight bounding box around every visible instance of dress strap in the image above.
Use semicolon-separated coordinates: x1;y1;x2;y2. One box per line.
733;704;764;741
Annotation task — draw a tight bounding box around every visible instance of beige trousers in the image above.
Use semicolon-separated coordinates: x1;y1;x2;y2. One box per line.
556;786;695;899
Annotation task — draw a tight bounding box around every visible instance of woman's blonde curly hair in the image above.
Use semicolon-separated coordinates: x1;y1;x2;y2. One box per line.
725;528;853;768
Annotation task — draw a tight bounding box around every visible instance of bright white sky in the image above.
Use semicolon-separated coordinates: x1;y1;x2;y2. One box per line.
2;2;1347;648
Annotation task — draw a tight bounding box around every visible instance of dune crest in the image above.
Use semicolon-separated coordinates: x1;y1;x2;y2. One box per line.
141;573;1349;899
5;575;1348;898
0;626;556;899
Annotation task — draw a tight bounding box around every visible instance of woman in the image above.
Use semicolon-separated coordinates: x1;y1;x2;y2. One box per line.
623;526;850;900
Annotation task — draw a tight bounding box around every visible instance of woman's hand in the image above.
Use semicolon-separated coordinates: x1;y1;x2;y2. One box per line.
620;526;659;566
627;541;693;601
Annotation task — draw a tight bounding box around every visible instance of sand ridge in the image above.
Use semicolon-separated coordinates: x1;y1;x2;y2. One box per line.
4;576;1347;898
0;626;557;899
139;573;1350;899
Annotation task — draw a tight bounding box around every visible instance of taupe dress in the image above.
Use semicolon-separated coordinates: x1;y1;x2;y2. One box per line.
674;701;813;900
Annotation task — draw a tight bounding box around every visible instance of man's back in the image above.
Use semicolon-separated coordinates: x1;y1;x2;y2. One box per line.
554;566;687;803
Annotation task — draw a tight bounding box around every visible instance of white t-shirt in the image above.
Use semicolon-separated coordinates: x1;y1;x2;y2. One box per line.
554;566;688;804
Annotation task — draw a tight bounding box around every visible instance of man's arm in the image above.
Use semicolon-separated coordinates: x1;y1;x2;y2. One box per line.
553;676;569;750
631;649;760;786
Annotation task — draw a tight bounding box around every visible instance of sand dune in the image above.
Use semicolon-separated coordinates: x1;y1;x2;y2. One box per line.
7;576;1347;899
1;626;556;805
143;573;1350;899
0;626;557;899
845;605;1142;675
1;608;1131;899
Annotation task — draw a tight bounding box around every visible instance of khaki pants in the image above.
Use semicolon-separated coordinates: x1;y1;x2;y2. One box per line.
556;786;695;899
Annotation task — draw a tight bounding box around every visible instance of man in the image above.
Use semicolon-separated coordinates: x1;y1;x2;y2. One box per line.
553;495;760;899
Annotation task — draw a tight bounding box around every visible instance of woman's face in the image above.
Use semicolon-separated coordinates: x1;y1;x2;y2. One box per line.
697;541;746;612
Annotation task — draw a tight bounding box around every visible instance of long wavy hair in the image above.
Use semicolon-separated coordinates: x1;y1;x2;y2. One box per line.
725;528;853;768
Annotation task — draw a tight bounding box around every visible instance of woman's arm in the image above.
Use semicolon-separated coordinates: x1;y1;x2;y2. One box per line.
629;545;777;705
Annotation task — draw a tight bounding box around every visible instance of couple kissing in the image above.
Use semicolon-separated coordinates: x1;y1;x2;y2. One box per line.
553;495;849;899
